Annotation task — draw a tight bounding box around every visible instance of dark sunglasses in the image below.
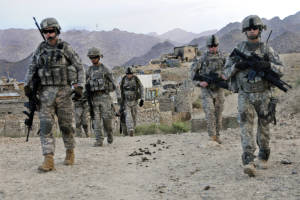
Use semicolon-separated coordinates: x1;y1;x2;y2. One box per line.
245;26;259;31
89;56;100;60
208;45;218;48
42;29;56;34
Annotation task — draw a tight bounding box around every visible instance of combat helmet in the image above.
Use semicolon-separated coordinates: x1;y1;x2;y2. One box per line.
126;66;133;74
40;18;61;34
206;35;219;47
87;47;102;58
242;15;266;32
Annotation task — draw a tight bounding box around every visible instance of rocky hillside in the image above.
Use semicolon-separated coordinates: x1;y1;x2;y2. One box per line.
270;32;300;54
123;41;175;66
157;28;217;44
0;55;32;81
0;28;162;67
190;11;300;53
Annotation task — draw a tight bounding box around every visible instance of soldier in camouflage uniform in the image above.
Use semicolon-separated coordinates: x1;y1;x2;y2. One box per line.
85;47;120;146
120;67;144;136
192;35;226;144
223;15;284;177
24;18;85;172
73;94;89;137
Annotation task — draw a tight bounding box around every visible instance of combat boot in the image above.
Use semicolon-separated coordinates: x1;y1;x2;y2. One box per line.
210;135;222;144
129;129;134;137
64;149;75;165
242;152;256;177
256;159;268;169
256;148;270;169
93;140;103;147
107;134;113;144
38;154;55;172
243;162;256;177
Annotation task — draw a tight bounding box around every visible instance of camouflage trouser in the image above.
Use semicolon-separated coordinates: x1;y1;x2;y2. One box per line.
91;93;113;142
201;88;224;137
74;101;89;136
238;91;271;161
38;86;75;155
124;101;137;134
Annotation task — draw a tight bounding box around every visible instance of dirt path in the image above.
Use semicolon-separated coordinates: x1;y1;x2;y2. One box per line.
0;118;299;200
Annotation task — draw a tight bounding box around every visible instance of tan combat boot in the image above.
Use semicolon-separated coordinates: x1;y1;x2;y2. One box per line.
38;154;55;172
243;162;256;177
93;140;103;147
64;149;75;165
210;135;222;144
256;159;268;169
129;129;134;137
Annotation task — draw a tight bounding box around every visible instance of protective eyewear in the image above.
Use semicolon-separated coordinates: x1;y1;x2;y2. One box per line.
89;56;100;60
245;26;259;31
208;45;218;48
42;29;56;34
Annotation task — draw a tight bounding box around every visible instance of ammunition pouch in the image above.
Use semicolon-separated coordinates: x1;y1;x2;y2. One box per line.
38;65;68;86
88;79;106;92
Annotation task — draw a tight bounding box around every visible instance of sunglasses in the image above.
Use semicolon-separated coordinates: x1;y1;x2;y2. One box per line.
208;45;218;48
89;56;99;60
42;29;56;34
245;26;259;31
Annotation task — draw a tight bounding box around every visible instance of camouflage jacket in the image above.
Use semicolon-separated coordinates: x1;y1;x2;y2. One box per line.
223;41;284;93
86;63;120;97
25;39;85;88
192;50;226;91
120;75;144;102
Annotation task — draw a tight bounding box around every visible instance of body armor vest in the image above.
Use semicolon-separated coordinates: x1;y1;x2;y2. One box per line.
88;65;108;92
236;42;270;93
122;76;140;101
37;42;73;86
199;51;225;90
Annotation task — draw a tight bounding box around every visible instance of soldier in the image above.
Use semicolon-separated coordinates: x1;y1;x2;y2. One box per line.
85;47;120;146
192;35;226;144
24;18;85;172
120;67;144;136
73;94;89;137
223;15;284;177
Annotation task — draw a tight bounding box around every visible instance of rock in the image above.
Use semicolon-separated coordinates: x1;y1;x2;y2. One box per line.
141;157;149;162
204;185;210;190
291;170;297;175
281;159;292;165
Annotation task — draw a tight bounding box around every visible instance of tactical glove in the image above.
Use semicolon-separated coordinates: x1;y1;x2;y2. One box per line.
139;99;144;107
235;61;250;70
74;86;83;99
24;85;32;97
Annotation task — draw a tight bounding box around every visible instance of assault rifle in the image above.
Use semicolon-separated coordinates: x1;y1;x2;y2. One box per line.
85;83;95;120
193;71;229;90
116;102;126;134
23;70;41;142
230;48;292;92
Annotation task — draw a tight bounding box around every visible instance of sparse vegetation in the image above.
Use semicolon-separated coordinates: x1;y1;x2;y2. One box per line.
192;98;202;109
135;121;191;135
295;77;300;87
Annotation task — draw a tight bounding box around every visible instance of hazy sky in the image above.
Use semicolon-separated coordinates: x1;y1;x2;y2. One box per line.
1;0;299;34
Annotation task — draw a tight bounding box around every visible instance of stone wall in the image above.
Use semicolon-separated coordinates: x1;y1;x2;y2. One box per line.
0;99;40;137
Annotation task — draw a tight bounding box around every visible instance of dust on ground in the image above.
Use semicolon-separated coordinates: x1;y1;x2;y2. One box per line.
0;110;299;200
